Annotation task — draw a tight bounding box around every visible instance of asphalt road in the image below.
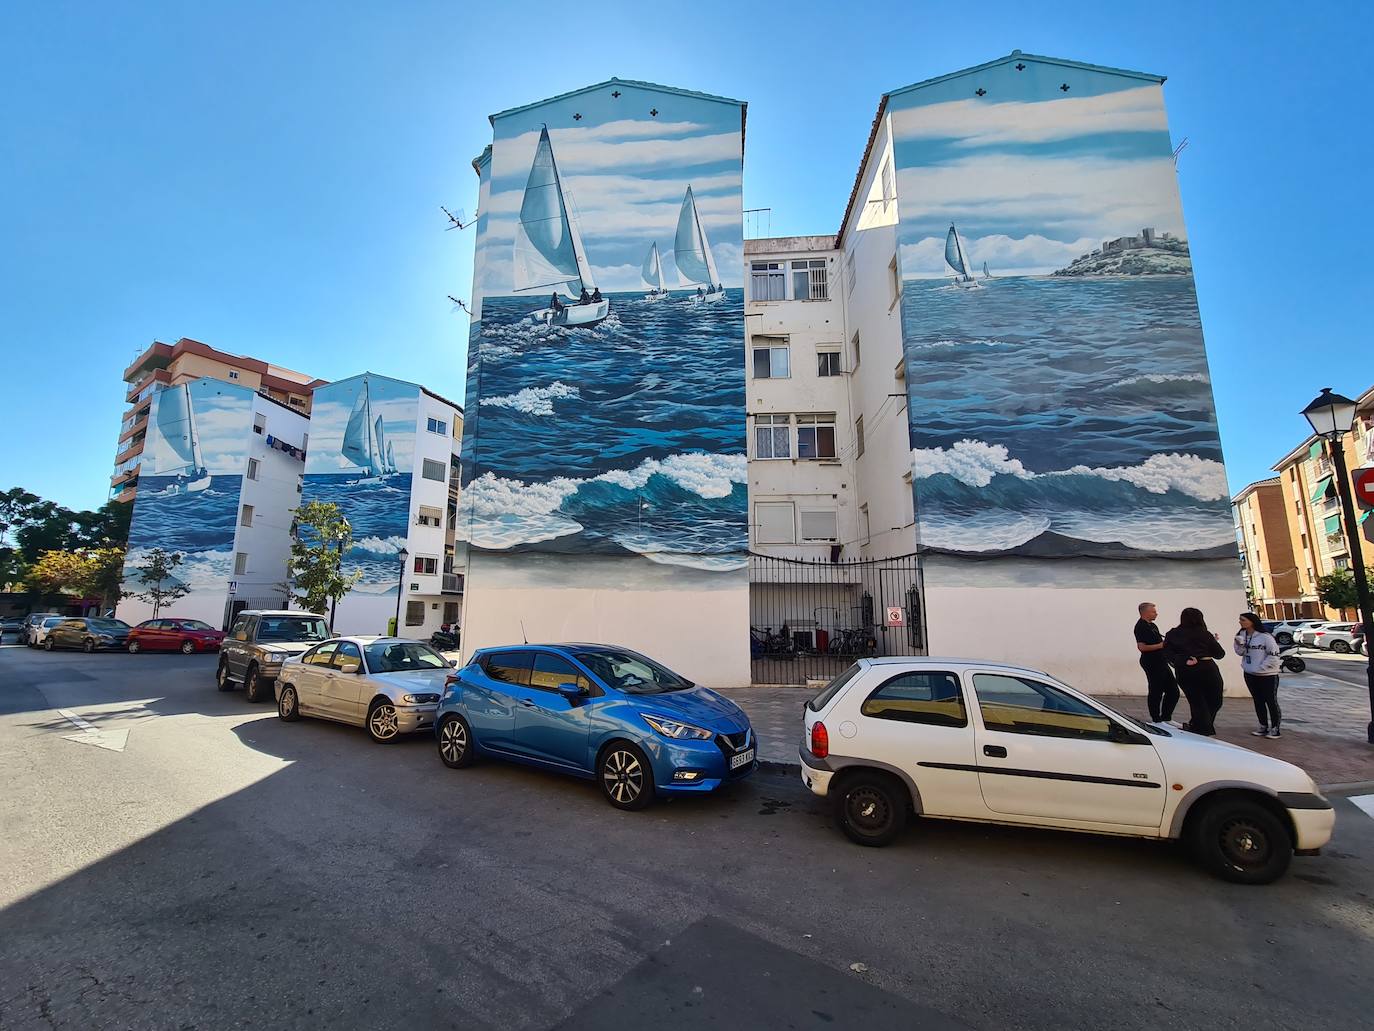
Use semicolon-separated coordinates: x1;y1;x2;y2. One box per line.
3;643;1374;1030
1299;650;1373;689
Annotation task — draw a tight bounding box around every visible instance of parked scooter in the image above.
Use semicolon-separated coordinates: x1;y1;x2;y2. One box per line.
430;624;460;651
1279;642;1306;674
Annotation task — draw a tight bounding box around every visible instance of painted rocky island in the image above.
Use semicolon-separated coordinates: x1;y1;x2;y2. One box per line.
1053;227;1191;276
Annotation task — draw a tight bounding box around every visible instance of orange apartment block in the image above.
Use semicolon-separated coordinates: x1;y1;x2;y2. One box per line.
1232;477;1304;619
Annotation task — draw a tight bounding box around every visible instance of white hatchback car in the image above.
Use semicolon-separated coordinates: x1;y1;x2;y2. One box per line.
800;657;1333;884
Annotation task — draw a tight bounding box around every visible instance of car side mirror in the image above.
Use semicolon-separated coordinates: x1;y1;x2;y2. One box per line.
448;659;458;667
1107;721;1144;745
556;681;586;701
337;659;362;674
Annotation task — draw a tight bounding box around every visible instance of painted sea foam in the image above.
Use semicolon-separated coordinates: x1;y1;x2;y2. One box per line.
302;472;412;591
462;291;748;569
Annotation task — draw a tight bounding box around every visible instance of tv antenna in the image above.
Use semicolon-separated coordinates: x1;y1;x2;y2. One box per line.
1172;137;1189;167
447;295;473;317
441;205;474;231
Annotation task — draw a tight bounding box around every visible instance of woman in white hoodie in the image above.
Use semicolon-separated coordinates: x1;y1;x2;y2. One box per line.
1234;612;1282;738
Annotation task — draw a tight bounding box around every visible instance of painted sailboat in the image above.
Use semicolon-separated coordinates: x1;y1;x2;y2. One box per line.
343;378;392;483
385;440;397;473
674;185;725;304
513;126;608;328
155;382;211;493
945;223;980;289
641;241;668;301
982;261;994;281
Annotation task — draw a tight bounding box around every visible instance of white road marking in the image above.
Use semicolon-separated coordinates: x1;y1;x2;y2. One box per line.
1349;795;1374;821
56;708;129;753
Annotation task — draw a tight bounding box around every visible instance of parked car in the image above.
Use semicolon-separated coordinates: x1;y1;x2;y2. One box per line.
43;617;132;652
1299;622;1362;652
0;616;24;639
275;637;453;742
216;610;330;702
21;613;62;646
799;657;1333;884
435;644;757;810
1266;619;1326;647
29;615;69;648
127;618;226;654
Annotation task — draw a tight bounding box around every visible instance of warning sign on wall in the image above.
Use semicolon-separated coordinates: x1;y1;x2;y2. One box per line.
885;606;905;628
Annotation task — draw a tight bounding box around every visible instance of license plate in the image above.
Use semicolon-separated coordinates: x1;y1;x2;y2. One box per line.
730;748;755;770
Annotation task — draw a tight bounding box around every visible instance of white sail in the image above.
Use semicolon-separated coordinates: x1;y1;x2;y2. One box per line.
342;379;380;474
512;127;594;293
385;440;396;473
186;385;205;472
641;242;665;292
944;225;968;277
373;415;388;473
155;383;196;473
673;186;720;287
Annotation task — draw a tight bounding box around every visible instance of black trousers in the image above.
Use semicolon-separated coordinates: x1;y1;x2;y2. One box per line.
1141;660;1179;722
1243;672;1282;728
1177;661;1224;735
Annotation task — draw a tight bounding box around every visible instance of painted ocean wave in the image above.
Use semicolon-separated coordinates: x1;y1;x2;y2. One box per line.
479;381;581;416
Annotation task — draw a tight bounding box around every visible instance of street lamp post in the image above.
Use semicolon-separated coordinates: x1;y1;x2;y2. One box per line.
330;518;351;632
1301;387;1374;744
393;547;408;637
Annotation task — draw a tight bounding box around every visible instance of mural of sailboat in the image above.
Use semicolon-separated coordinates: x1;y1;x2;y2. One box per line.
513;126;608;328
982;261;994;281
945;222;980;290
674;185;724;304
641;241;668;301
156;382;211;494
343;378;393;483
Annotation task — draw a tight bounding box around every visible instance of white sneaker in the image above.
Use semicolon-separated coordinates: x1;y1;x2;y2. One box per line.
1250;727;1269;737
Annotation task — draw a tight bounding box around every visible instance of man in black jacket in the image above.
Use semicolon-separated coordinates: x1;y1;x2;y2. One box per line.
1134;601;1179;722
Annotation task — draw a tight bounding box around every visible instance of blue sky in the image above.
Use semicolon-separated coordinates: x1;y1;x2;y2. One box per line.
3;1;1369;511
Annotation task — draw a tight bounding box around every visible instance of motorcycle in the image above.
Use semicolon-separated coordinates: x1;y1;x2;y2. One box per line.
430;625;460;651
1278;642;1306;674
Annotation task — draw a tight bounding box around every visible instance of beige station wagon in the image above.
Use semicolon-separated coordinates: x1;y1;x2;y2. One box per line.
216;610;330;702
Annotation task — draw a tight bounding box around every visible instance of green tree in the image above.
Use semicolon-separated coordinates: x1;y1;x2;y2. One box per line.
132;547;191;618
288;501;362;620
0;487;42;549
27;550;93;598
88;546;129;612
1315;567;1374;614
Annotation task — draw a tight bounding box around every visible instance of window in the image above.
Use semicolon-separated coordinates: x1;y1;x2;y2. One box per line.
246;458;260;481
791;259;828;300
228;370;240;380
427;416;447;435
417;506;443;528
530;653;592;693
851;331;861;368
332;641;363;671
796;414;836;460
754;414;791;459
442;601;460;623
880;156;895;210
972;673;1113;740
862;671;966;727
888;255;902;307
422;459;446;482
752;342;790;379
305;642;339;667
860;504;871;545
799;509;838;542
900;472;914;527
755;502;795;545
229;616;250;638
845;249;856;297
483;650;533;685
289;397;305;407
253;414;266;435
240;504;254;527
234;552;248;575
817;351;842;377
750;261;786;301
808;663;861;712
404;600;425;626
855;415;866;458
413;556;438;575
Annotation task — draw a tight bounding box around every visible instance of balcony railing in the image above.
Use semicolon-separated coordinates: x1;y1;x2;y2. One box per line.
442;573;463;594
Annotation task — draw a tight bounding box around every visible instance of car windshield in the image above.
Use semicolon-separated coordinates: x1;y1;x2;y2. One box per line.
365;641;447;673
257;616;329;642
179;620;214;631
43;617;64;627
573;650;693;694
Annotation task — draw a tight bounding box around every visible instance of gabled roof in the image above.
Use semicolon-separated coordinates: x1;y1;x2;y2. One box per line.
887;50;1164;101
488;77;745;123
1231;476;1283;504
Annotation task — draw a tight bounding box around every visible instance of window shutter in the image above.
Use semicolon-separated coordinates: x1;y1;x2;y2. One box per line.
799;509;838;542
755;502;795;544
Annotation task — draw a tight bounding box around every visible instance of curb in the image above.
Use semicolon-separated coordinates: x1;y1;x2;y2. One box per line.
1321;781;1374;795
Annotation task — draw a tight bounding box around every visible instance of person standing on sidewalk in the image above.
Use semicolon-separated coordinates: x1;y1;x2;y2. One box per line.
1165;607;1227;735
1234;612;1282;738
1133;602;1179;723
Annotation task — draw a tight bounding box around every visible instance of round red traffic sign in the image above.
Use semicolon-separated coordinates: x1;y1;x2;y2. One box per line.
1355;467;1374;508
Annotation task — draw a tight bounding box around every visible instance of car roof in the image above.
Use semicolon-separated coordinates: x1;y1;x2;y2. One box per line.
857;655;1055;678
241;610;326;617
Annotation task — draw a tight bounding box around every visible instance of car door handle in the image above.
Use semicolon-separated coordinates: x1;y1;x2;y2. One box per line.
983;745;1007;758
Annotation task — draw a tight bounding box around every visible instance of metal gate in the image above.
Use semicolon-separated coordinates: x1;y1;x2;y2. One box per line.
748;552;926;685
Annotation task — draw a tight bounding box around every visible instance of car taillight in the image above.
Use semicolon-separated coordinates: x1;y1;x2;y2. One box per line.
1314;632;1326;637
810;721;829;759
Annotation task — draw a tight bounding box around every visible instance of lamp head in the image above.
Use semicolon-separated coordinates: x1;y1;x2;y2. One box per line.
1301;387;1357;439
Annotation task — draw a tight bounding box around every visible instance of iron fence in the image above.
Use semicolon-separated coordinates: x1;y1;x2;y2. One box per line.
748;552;926;685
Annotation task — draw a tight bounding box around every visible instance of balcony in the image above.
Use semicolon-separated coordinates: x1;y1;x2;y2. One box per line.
122;342;174;382
442;573;463;594
110;463;140;487
126;369;169;403
118;414;149;446
114;439;145;467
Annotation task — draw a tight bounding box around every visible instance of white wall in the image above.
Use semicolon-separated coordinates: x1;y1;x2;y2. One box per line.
397;391;463;640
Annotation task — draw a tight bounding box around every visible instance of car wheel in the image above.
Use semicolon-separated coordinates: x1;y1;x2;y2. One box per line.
180;640;196;655
366;699;401;743
598;742;655;811
1189;796;1292;884
277;683;301;722
438;714;474;768
43;638;54;651
1331;640;1351;654
128;640;141;654
834;772;908;847
83;638;96;653
216;658;234;691
243;664;266;703
1275;632;1293;646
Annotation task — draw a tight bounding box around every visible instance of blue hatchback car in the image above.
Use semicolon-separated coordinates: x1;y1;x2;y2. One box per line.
434;643;757;809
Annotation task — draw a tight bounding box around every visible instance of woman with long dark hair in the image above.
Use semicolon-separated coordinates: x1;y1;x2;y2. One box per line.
1234;612;1282;737
1164;607;1227;735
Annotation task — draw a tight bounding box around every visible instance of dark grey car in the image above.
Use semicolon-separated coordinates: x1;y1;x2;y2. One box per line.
43;617;132;652
217;610;330;702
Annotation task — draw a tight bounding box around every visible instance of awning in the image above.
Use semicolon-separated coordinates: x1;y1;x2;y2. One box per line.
1360;508;1372;525
1308;440;1324;460
1310;476;1333;504
1324;513;1343;535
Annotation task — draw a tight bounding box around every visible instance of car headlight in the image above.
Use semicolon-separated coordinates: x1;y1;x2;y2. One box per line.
99;635;114;642
641;713;713;740
402;693;440;704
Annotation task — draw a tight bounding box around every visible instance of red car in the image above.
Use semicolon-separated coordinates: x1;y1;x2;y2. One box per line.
127;618;226;654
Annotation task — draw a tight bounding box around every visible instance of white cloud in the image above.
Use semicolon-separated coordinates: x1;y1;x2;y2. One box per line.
893;85;1167;148
494;125;740;178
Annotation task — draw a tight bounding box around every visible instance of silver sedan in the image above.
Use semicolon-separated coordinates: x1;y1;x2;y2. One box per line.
274;636;454;743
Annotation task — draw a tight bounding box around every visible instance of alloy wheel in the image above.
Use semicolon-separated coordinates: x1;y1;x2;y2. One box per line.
83;639;95;653
129;640;141;654
369;704;399;741
181;640;195;654
278;685;298;720
439;719;467;764
602;749;643;805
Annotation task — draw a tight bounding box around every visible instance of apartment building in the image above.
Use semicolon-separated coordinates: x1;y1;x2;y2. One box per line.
1232;477;1303;618
113;337;325;504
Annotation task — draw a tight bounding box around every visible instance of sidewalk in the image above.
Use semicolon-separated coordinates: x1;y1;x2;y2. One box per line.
720;664;1374;788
